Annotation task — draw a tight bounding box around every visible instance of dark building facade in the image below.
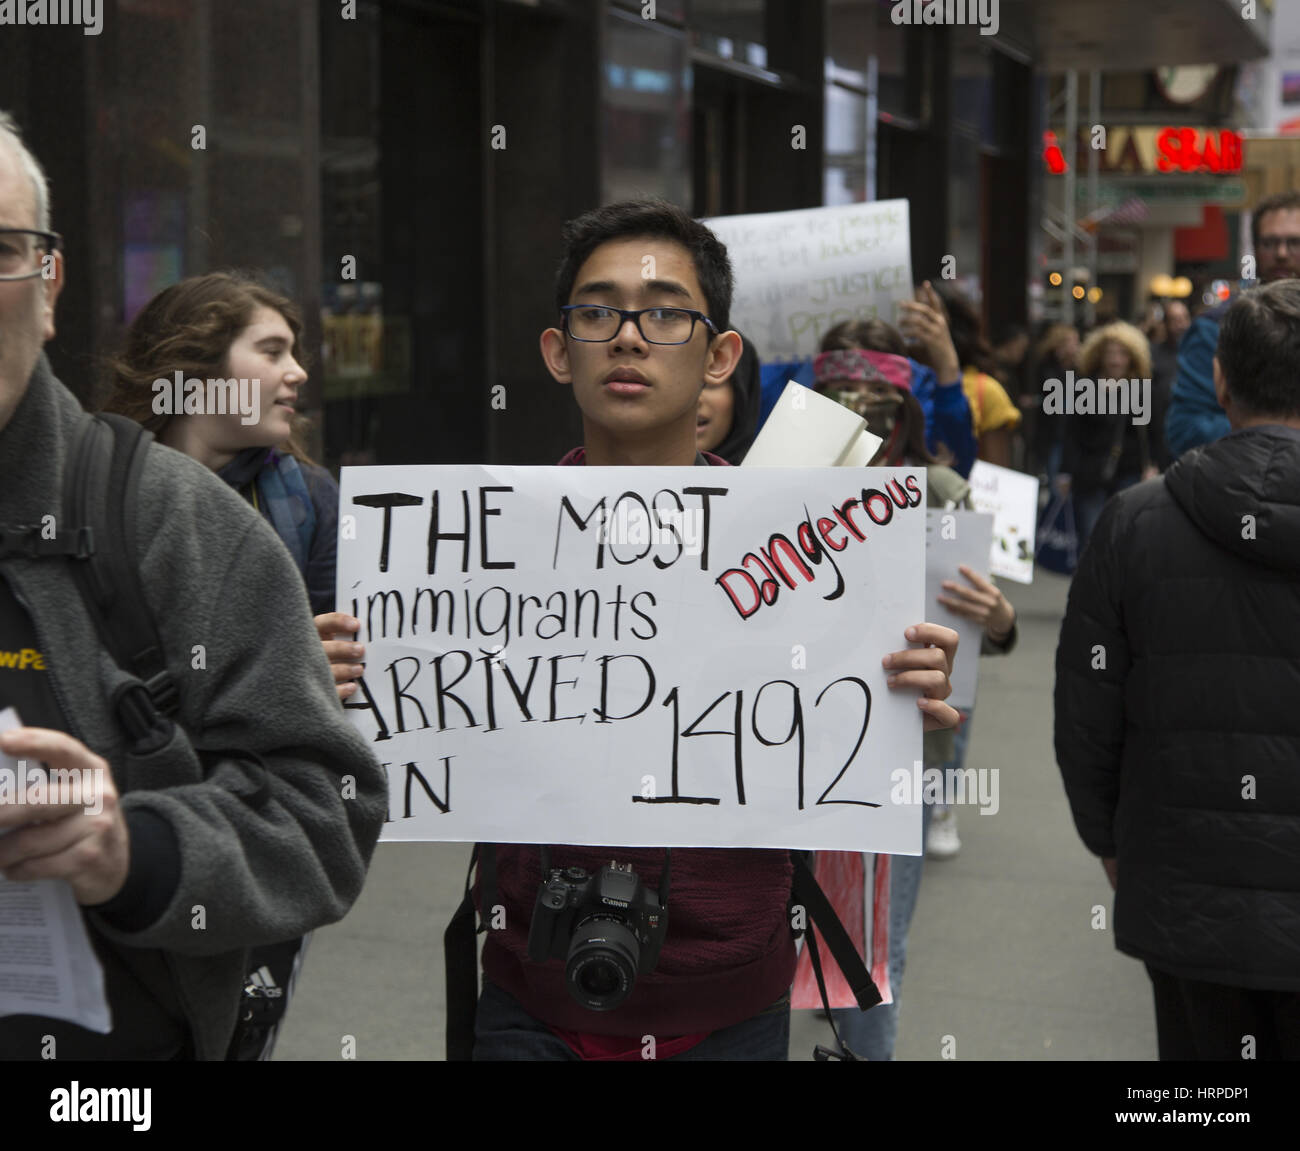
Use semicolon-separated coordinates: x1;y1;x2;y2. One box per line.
4;1;1260;467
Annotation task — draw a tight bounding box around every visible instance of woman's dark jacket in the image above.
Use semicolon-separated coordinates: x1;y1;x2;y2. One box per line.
218;448;339;615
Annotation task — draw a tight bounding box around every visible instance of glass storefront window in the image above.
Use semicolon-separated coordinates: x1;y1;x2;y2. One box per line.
611;0;688;23
825;82;869;205
825;0;871;89
106;0;320;334
319;0;395;467
952;33;994;146
692;0;767;49
948;133;982;300
603;10;690;206
692;0;767;69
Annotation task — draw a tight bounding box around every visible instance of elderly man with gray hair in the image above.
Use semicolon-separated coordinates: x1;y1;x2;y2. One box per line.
0;110;386;1060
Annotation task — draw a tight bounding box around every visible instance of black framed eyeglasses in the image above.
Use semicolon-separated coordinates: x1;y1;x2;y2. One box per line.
560;304;718;345
0;229;62;281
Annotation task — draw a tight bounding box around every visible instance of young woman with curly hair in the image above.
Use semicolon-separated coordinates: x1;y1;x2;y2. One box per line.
1064;321;1156;550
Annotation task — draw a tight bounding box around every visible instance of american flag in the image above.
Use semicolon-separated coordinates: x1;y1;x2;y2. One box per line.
1100;196;1149;226
1079;196;1149;233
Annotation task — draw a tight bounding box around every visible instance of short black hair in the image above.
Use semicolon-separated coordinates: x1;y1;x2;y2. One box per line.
1217;279;1300;418
1251;191;1300;253
553;198;734;335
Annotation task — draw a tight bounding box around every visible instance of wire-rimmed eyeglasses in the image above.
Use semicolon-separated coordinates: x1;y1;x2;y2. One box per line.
0;229;62;281
1257;235;1300;254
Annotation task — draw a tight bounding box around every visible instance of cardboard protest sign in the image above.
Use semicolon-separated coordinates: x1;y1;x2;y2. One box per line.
741;382;883;468
925;510;995;711
704;201;913;361
968;461;1038;584
337;466;928;852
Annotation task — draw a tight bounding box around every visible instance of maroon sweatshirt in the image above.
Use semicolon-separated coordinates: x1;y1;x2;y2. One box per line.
478;446;798;1036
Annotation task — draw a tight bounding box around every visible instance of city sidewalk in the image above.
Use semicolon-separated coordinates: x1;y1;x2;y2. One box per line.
790;570;1157;1061
275;570;1157;1061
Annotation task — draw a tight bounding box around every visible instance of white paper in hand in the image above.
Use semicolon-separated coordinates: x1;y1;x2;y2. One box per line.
742;382;883;467
0;707;112;1034
925;511;995;711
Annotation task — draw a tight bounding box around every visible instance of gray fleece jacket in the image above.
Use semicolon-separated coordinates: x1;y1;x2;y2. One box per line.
0;356;387;1059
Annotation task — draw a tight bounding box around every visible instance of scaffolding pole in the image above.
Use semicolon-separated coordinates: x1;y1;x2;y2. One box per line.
1086;70;1100;327
1063;70;1077;327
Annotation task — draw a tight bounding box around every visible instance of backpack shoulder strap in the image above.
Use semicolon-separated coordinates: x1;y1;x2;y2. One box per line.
66;413;180;722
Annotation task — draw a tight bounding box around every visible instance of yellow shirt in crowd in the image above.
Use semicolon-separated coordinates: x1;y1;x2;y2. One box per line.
961;366;1022;437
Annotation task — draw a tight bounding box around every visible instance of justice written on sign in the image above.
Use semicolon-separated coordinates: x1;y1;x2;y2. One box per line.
336;465;928;853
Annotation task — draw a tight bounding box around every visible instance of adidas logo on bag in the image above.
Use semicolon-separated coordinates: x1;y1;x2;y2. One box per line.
244;966;284;1000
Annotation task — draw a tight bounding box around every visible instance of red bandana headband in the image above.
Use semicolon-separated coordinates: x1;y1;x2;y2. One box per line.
812;347;913;392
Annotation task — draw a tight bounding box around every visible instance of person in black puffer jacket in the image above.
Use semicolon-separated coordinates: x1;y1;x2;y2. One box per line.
1054;279;1300;1061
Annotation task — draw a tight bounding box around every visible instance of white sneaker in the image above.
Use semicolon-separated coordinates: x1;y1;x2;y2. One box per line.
927;806;961;858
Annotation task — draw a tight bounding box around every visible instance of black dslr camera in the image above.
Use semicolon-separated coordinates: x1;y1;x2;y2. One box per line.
527;861;669;1012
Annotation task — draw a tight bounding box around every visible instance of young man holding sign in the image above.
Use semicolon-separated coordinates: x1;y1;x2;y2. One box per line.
471;199;959;1061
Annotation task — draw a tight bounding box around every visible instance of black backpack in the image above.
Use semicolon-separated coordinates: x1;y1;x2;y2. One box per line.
60;412;302;1060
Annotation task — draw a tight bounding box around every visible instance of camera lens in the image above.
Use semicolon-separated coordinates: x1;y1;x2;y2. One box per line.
565;916;639;1011
577;960;621;999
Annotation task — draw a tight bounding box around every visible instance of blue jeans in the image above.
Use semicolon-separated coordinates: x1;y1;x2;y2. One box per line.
472;979;791;1061
829;715;974;1060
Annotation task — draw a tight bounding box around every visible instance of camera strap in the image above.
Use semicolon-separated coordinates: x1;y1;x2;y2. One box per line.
445;845;879;1061
803;924;862;1061
790;851;881;1060
445;843;492;1062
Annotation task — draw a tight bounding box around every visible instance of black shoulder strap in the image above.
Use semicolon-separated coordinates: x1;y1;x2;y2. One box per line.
790;849;882;1054
445;846;880;1060
66;413;180;732
445;843;485;1062
804;922;862;1061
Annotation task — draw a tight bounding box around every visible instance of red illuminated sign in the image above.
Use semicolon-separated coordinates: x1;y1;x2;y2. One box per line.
1043;130;1068;175
1044;126;1245;176
1156;128;1242;174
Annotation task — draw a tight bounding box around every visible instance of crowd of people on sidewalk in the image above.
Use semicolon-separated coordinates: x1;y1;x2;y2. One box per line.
1;103;1295;1064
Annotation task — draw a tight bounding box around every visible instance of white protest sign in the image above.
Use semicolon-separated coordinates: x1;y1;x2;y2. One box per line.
968;461;1039;584
704;201;913;361
741;381;883;467
338;466;928;853
925;510;995;712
